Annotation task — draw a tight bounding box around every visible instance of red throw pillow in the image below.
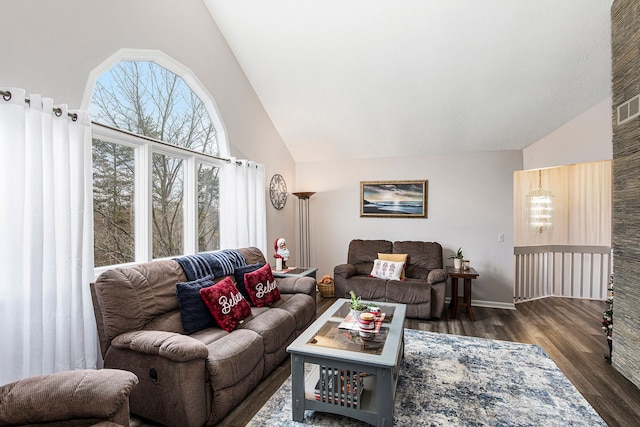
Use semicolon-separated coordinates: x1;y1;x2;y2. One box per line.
200;277;251;332
243;263;281;307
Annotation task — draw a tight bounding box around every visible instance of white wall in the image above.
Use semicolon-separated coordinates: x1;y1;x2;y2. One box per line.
0;0;297;254
296;150;522;307
523;97;613;169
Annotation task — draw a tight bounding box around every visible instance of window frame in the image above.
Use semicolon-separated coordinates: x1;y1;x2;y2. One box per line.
91;121;226;278
85;49;230;278
81;48;229;158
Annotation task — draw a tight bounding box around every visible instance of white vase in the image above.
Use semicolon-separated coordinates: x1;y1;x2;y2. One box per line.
351;308;366;319
453;258;463;269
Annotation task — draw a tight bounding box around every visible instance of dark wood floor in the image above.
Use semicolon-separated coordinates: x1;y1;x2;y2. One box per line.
134;296;640;427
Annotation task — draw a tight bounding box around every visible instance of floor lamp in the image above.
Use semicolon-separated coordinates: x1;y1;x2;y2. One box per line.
292;192;315;268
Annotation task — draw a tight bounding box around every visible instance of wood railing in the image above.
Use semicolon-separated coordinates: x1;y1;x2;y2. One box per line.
514;245;611;302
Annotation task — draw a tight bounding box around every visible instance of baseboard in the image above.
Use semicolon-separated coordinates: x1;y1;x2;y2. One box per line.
445;297;515;310
473;299;515;310
514;294;607;304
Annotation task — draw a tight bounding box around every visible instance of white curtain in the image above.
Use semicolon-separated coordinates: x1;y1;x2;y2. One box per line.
220;157;267;256
0;88;97;384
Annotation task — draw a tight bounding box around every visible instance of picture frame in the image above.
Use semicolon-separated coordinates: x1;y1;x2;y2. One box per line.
360;180;428;218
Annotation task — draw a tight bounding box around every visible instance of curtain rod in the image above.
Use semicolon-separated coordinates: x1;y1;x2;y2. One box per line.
1;88;256;168
92;121;246;166
1;89;78;121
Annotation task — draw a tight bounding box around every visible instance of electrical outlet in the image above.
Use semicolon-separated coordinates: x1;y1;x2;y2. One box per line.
498;233;504;242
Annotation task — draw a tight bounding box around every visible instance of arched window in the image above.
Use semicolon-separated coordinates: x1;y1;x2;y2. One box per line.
87;50;228;269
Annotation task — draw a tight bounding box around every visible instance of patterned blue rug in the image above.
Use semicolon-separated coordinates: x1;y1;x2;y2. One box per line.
248;329;606;426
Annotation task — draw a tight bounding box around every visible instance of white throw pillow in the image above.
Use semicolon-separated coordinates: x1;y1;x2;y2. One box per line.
369;259;404;280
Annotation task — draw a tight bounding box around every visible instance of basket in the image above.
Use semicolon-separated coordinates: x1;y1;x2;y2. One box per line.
317;281;335;297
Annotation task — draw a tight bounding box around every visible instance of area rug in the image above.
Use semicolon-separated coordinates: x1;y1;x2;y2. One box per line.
248;329;606;426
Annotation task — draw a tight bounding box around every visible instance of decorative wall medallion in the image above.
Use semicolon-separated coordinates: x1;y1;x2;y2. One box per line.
269;174;288;210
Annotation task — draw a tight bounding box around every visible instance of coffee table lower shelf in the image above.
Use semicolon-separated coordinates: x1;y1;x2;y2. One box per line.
291;346;402;426
302;364;380;412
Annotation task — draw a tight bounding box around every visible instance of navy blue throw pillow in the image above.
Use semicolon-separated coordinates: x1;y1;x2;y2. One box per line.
233;262;263;302
176;275;216;334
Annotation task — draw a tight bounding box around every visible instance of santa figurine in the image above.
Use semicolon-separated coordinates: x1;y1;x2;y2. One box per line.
274;238;290;270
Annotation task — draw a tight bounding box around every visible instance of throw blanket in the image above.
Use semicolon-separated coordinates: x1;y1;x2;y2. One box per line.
175;250;247;281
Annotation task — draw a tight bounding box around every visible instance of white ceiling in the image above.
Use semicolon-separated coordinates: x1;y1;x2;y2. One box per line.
204;0;613;163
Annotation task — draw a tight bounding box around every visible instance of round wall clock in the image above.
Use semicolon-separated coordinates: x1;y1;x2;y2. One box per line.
269;174;288;210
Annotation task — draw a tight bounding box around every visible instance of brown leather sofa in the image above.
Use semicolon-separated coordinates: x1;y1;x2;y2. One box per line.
334;240;448;319
91;247;316;426
0;369;138;426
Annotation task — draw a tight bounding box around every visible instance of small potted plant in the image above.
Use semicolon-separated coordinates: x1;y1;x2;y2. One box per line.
349;290;368;318
449;247;464;270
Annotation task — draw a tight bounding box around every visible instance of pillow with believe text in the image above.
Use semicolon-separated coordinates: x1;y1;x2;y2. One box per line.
243;263;281;307
199;276;251;332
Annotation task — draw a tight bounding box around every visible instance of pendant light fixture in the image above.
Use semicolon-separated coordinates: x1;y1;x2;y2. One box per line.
527;169;554;233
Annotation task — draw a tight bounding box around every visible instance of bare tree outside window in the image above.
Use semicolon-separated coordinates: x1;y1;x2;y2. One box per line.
152;152;184;258
92;139;135;266
91;61;220;266
198;164;219;252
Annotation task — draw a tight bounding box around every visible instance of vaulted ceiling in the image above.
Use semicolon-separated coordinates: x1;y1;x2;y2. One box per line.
204;0;613;163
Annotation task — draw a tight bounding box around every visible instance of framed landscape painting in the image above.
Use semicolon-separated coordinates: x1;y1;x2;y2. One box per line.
360;180;428;218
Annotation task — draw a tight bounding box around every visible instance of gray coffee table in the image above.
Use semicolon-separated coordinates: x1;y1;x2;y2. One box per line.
287;298;406;426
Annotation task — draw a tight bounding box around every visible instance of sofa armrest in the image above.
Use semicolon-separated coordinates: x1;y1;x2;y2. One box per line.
334;263;357;298
427;268;448;285
276;276;316;297
334;263;357;278
111;331;208;362
0;369;138;426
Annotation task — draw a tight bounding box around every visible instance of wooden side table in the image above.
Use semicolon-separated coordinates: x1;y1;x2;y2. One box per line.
446;266;479;321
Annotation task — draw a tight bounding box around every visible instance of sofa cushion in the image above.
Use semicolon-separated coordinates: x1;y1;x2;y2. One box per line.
237;246;269;265
176;275;216;335
393;241;443;279
270;293;316;332
369;259;404;280
346;276;387;301
348;239;393;275
205;329;264;390
233;262;263;301
386;278;432;304
144;309;186;334
242;308;295;353
355;261;375;276
378;252;408;279
200;277;251;332
93;259;187;342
